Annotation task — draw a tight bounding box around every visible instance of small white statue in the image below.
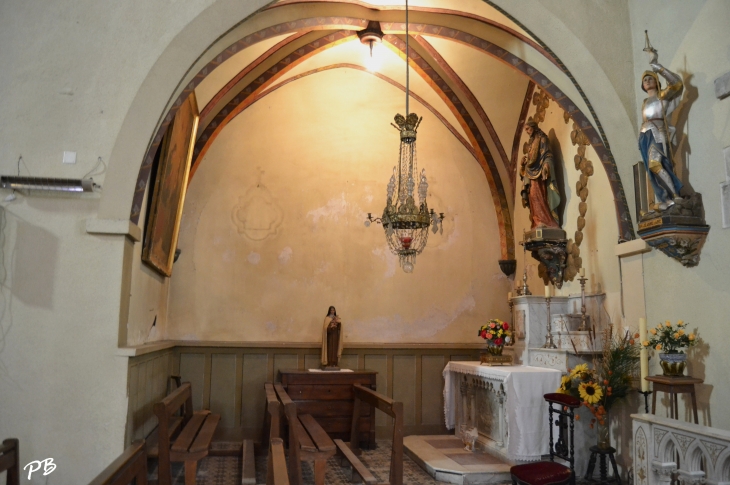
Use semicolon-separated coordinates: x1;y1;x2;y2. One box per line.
460;425;478;452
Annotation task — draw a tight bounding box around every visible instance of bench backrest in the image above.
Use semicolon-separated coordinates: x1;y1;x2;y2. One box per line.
263;382;282;447
266;438;289;485
273;383;302;483
0;439;19;485
87;440;147;485
153;382;193;485
351;384;403;485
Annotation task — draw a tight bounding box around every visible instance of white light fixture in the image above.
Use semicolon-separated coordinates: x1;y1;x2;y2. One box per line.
0;176;97;193
365;0;444;273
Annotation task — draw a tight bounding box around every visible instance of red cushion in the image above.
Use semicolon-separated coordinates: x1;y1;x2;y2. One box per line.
511;461;572;485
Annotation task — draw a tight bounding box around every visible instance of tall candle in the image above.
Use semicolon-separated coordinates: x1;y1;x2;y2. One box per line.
639;317;649;392
580;267;585;277
545;285;551;297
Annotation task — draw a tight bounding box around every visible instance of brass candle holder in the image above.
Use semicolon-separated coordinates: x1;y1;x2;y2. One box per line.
542;294;557;349
578;274;588;331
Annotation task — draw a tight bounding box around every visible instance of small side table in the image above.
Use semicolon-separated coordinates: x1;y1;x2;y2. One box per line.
585;445;621;484
645;375;703;424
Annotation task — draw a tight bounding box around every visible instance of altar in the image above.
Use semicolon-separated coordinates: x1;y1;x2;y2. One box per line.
443;361;562;462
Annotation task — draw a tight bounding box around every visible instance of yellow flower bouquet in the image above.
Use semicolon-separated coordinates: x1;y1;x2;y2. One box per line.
557;331;639;434
641;320;698;353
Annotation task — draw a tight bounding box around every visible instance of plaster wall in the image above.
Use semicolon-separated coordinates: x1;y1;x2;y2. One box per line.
0;198;129;485
168;67;510;343
629;0;730;430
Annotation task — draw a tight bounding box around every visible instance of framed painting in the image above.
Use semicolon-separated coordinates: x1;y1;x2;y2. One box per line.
142;93;199;277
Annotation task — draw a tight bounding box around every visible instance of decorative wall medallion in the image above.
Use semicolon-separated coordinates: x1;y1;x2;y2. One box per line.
232;182;284;241
654;428;668;457
635;427;648;485
700;440;726;466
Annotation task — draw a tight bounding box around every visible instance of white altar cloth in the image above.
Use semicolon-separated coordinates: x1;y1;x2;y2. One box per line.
443;361;561;461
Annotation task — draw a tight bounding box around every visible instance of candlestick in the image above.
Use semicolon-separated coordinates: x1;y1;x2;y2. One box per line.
542;292;557;349
578;275;588;331
639;317;649;392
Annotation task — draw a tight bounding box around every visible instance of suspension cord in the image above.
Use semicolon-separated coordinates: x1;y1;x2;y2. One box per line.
406;0;411;118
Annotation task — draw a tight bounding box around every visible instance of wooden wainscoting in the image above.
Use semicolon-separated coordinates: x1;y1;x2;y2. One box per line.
125;348;175;446
125;344;479;443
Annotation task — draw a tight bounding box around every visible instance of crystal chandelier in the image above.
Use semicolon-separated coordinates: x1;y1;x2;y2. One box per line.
365;0;444;273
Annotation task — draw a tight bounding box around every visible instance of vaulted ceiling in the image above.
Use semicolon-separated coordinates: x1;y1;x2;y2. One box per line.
131;0;634;260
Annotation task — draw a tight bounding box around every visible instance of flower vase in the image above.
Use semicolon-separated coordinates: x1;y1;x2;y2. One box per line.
659;352;687;376
596;418;611;450
486;345;504;356
480;344;511;366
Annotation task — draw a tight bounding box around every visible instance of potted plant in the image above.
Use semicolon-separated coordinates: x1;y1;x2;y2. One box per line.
641;320;698;376
557;329;640;449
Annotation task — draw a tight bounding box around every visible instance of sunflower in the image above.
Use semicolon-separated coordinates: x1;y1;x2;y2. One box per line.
556;375;572;394
579;382;604;404
571;363;589;377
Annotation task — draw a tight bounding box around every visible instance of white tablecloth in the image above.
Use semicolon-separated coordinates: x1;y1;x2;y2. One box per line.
443;361;562;461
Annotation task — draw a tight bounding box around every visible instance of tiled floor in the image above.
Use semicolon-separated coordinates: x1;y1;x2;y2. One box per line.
147;440;461;484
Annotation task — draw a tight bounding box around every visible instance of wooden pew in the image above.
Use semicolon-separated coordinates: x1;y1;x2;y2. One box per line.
267;438;290;485
334;384;403;485
274;383;336;485
149;382;220;485
0;438;19;485
262;382;282;448
88;440;147;485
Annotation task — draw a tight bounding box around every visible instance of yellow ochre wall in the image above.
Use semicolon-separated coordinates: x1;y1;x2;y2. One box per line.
168;67;511;344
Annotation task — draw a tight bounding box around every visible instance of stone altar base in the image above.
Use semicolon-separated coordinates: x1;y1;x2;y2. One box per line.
404;435;512;485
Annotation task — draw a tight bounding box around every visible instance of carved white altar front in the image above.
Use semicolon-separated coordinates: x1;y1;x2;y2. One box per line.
443;361;561;462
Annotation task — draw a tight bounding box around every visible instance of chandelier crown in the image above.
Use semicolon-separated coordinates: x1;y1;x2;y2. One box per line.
393;113;422;143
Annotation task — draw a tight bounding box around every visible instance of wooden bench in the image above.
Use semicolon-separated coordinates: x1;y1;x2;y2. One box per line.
0;438;19;485
267;438;290;485
149;382;220;485
273;382;336;485
88;440;147;485
334;384;403;485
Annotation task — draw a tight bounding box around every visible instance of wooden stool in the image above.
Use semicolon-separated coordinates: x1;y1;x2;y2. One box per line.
645;375;703;424
584;445;620;485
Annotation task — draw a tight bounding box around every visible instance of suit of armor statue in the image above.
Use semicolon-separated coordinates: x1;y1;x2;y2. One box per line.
638;60;684;211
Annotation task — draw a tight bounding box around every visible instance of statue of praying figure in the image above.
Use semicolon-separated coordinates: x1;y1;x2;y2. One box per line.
638;38;684;212
520;120;561;229
321;306;343;370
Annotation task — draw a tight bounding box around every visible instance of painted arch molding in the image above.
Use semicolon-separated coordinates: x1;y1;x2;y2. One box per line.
124;0;636;264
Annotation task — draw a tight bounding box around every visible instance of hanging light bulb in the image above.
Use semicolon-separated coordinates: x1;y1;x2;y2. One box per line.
357;21;384;56
365;0;444;273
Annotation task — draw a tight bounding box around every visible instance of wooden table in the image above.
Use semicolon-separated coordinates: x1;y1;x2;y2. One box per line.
646;375;703;424
278;369;377;449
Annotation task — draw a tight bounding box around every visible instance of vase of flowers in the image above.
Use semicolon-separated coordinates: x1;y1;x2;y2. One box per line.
478;319;512;353
557;329;640;449
478;319;512;364
641;320;698;376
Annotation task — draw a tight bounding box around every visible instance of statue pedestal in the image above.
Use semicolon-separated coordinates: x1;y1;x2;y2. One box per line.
637;193;709;267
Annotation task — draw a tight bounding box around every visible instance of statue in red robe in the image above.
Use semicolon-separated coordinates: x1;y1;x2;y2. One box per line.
520;120;561;229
